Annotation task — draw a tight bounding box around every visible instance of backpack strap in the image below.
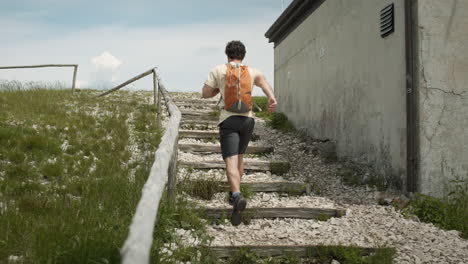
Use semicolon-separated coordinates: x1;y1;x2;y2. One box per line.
218;63;231;106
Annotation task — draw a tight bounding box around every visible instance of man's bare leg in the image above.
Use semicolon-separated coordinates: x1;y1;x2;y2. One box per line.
225;154;246;226
225;155;241;192
238;154;245;181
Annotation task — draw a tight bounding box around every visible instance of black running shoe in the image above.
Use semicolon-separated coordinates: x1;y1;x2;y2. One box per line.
230;194;247;226
228;192;234;205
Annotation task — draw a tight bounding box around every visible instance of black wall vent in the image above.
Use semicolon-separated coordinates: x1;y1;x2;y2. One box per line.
380;3;394;37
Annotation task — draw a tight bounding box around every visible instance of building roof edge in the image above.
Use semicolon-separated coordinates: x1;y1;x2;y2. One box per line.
265;0;325;46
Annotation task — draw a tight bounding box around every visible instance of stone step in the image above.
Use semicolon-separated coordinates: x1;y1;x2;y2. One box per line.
178;144;273;154
179;160;290;175
208;245;377;258
201;207;347;220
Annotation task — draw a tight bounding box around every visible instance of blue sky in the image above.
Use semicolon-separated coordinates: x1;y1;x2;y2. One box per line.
0;0;293;94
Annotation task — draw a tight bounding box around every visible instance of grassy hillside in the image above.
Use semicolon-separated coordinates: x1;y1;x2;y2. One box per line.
0;85;161;263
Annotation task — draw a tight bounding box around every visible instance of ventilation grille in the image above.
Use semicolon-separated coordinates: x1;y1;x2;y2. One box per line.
380;3;394;38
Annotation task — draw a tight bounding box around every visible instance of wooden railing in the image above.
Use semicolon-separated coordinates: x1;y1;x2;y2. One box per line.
96;68;163;127
0;64;78;92
97;68;181;263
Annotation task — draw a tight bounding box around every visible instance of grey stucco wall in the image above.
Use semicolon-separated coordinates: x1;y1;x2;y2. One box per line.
417;0;468;196
274;0;407;187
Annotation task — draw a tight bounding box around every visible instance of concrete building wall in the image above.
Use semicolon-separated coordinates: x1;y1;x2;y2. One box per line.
417;0;468;196
274;0;407;186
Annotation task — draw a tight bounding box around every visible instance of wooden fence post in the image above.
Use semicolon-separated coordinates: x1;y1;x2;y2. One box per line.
157;89;162;129
167;134;178;203
153;71;158;109
96;69;154;97
72;65;78;92
152;69;161;128
0;64;78;92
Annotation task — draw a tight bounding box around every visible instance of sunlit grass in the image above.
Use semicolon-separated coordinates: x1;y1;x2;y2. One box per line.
252;97;295;133
405;180;468;239
0;84;161;263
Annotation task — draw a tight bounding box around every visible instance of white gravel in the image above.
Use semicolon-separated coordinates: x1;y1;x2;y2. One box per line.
178;151;271;162
179;138;268;147
177;168;287;183
207;205;468;264
189;192;339;210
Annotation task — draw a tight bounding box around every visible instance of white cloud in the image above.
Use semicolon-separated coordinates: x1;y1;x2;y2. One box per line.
91;51;122;70
88;51;122;89
75;79;88;88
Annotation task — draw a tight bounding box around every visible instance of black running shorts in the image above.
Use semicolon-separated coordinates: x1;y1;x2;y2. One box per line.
218;116;255;159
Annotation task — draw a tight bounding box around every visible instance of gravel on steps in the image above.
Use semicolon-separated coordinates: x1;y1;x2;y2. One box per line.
169;94;468;264
178;137;268;147
187;192;338;209
177;168;287;183
206;205;468;264
178;151;271;163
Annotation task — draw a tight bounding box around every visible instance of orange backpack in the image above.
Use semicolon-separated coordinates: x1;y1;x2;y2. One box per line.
224;63;252;113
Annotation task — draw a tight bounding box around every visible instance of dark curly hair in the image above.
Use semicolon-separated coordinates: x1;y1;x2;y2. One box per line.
225;40;246;60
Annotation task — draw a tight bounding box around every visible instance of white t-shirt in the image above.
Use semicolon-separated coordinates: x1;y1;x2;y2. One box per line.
204;62;262;124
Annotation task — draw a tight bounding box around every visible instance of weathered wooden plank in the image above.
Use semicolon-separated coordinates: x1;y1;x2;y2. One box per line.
120;70;181;264
179;130;259;141
180;179;306;193
176;102;218;108
71;65;78;92
182;115;218;121
179;144;273;154
175;98;218;104
0;64;79;92
98;68;154;97
208;245;375;258
152;70;161;128
180;120;218;126
179;160;290;175
221;181;308;193
181;109;214;115
201;207;347;220
0;64;78;69
179;130;219;139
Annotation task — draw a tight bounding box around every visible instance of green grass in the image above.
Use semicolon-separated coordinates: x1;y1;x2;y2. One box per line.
252;97;295;133
0;85;162;263
316;213;333;222
270;162;291;175
179;177;221;200
404;180;468;239
151;195;214;263
209;109;220;118
227;248;260;264
222;246;395;264
240;184;254;199
252;96;271;120
307;245;395;264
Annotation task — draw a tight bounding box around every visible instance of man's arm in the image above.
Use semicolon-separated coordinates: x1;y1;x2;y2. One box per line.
202;84;219;98
254;74;277;112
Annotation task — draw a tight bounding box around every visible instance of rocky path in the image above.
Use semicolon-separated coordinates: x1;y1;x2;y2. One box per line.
172;93;468;264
